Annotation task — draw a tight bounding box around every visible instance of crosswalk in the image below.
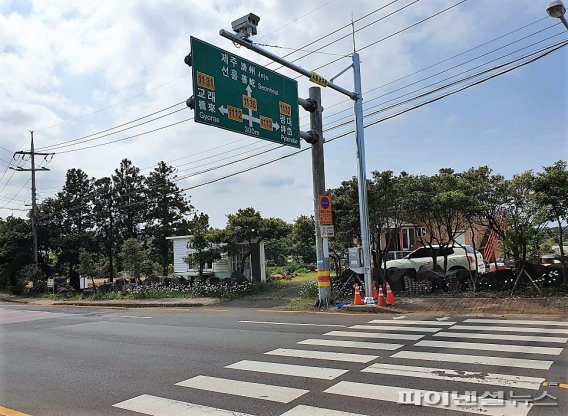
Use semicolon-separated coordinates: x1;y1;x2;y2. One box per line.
0;307;64;324
113;316;568;416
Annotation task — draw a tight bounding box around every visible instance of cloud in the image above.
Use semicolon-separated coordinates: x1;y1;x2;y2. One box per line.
0;0;565;226
257;175;295;188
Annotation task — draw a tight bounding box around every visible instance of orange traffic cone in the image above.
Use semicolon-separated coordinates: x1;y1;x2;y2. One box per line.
372;284;379;302
353;283;363;305
386;282;396;305
377;285;387;307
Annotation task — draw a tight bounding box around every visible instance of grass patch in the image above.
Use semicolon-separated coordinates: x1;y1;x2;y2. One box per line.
271;271;317;287
274;297;317;310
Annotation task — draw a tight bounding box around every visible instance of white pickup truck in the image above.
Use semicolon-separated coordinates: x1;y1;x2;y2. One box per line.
385;245;486;276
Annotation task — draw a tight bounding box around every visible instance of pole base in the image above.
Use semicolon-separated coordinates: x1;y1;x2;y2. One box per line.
364;296;376;305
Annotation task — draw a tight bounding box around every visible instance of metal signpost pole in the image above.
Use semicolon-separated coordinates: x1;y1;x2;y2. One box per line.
352;52;374;304
218;22;374;304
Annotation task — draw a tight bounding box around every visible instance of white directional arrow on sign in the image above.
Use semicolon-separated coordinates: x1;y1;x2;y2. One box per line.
217;105;280;131
242;113;260;124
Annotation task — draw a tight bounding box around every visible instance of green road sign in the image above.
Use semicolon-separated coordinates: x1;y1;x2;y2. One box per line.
190;37;300;148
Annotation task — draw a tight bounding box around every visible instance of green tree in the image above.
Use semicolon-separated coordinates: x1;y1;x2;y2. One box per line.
50;168;95;286
183;213;221;279
369;170;408;277
225;208;288;275
0;216;33;294
112;159;146;242
290;215;316;264
534;160;568;284
119;238;146;282
145;162;193;276
92;177;116;281
401;170;472;274
501;171;548;271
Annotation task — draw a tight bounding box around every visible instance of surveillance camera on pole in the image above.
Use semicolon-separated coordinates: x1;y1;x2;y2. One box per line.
547;0;568;29
231;13;260;39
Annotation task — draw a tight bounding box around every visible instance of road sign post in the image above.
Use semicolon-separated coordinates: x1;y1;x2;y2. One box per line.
219;28;376;305
190;37;300;148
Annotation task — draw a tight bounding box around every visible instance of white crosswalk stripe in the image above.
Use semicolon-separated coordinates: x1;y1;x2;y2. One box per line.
324;330;424;341
368;319;456;326
265;348;378;363
415;339;563;355
361;363;545;390
324;381;532;416
298;338;403;350
113;317;567;416
451;324;568;334
280;404;371;416
392;350;553;369
225;360;348;380
433;331;568;343
464;318;568;326
349;324;442;332
113;394;255;416
176;375;308;403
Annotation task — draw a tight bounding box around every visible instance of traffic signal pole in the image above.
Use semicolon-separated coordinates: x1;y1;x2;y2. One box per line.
219;29;375;305
307;87;331;307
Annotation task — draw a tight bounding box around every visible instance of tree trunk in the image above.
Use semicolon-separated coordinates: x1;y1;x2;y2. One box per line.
558;218;567;286
239;250;252;274
162;241;168;277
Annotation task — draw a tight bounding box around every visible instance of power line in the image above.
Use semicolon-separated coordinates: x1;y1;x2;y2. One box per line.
322;32;567;128
37;101;186;151
0;145;14;154
256;0;338;40
31;37;566;219
266;0;402;66
53;118;191;154
277;0;422;71
181;39;568;191
295;0;469;78
41;107;187;152
35;73;189;132
42;1;452;156
176;143;285;182
315;17;551;118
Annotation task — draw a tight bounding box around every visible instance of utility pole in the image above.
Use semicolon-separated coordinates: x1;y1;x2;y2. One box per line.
11;131;54;267
219;27;376;304
301;87;331;307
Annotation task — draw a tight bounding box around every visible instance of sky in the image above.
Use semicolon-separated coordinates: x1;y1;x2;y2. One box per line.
0;0;567;228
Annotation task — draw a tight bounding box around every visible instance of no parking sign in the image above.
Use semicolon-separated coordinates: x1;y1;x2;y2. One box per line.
319;195;333;225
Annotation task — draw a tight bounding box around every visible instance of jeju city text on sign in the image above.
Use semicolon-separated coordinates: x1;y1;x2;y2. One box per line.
191;37;300;148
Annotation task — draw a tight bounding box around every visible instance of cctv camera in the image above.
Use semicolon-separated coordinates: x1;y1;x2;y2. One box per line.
231;13;260;38
547;0;566;18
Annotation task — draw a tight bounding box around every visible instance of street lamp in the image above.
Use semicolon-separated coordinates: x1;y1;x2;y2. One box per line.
547;0;568;29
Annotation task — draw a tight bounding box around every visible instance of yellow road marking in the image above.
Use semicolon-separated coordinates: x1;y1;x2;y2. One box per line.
542;381;568;389
0;406;31;416
204;308;228;312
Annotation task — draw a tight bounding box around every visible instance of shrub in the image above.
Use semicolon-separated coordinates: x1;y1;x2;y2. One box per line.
298;281;318;299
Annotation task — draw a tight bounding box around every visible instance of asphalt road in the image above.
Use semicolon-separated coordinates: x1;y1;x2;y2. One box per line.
0;304;567;416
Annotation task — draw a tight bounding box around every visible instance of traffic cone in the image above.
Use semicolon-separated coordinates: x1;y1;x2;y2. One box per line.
377;285;387;307
353;283;363;305
386;282;396;306
372;284;379;302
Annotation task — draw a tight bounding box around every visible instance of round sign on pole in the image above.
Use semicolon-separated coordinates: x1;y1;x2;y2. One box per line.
320;196;330;210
